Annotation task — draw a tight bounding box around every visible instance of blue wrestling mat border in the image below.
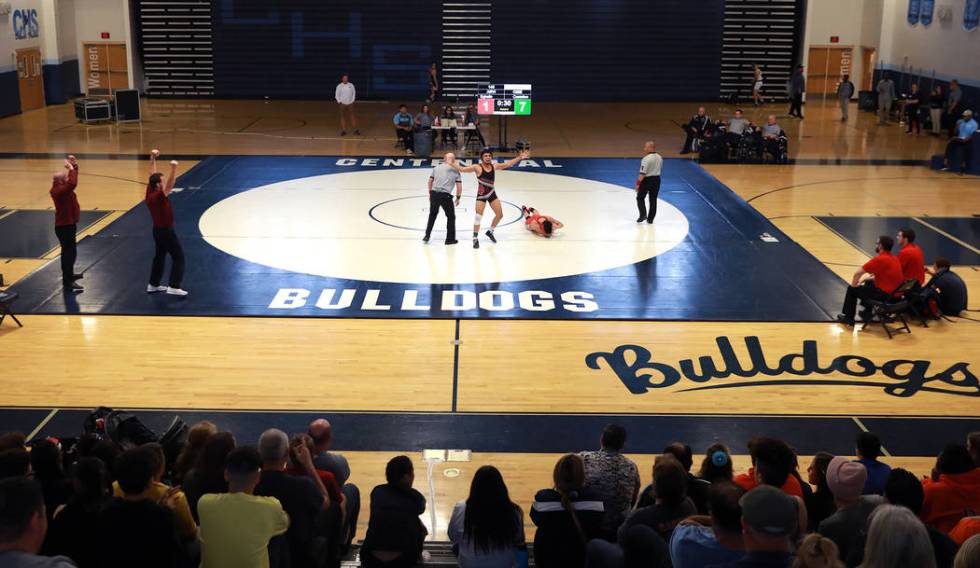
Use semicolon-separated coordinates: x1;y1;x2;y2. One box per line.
7;156;847;322
3;406;978;457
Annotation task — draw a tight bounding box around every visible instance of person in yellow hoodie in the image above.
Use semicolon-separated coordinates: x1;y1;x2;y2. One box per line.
111;443;197;540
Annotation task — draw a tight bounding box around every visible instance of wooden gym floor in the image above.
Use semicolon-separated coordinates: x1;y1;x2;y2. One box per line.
1;97;978;539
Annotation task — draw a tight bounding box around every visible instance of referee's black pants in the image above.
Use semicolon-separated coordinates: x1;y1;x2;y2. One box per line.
424;192;456;243
150;227;185;288
636;176;661;223
54;224;77;286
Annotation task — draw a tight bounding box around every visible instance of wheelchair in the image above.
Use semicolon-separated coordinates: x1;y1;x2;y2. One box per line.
762;134;789;165
698;124;730;163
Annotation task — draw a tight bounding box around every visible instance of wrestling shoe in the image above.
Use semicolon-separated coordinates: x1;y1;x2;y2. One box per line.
147;284;167;293
166;287;189;296
485;230;497;243
473;238;480;249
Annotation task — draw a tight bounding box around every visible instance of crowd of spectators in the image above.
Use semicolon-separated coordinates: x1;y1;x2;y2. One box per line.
2;421;980;568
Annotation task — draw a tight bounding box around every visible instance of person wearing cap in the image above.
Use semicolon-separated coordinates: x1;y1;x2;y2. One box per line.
942;109;977;174
706;485;798;567
817;457;883;562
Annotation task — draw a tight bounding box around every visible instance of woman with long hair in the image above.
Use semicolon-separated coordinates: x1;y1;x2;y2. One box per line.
859;505;936;568
697;443;734;484
181;431;235;521
530;454;604;568
173;420;216;483
805;452;836;529
448;465;525;567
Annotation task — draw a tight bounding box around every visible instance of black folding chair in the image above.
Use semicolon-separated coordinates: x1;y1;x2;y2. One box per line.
0;291;22;327
860;279;919;339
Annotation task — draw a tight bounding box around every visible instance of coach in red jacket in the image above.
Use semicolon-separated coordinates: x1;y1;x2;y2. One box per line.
49;155;83;292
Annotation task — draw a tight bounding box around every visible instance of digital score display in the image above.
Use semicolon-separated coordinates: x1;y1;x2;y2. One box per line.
477;83;532;116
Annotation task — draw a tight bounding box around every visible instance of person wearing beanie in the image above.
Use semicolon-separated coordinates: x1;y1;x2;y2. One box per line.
706;485;798;568
817;457;883;563
922;444;980;533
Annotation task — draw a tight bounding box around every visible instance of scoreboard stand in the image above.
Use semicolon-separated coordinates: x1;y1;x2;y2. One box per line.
477;83;531;153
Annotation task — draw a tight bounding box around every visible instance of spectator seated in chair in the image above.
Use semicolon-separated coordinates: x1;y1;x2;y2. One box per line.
360;456;428;568
725;109;750;157
439;104;459;146
392;104;414;155
464;103;487;148
921;257;969;317
760;115;788;164
836;235;904;326
681;106;712;154
942;109;977;175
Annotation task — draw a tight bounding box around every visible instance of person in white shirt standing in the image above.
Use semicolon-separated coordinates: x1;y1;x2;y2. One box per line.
335;74;360;136
635;141;663;224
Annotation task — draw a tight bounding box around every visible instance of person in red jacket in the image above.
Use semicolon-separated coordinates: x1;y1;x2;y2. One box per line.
145;150;187;296
837;235;904;326
921;444;980;533
49;155;83;292
896;228;925;286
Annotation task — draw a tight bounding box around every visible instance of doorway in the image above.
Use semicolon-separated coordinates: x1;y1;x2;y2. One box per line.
806;46;854;98
16;48;45;112
82;42;130;93
860;47;877;91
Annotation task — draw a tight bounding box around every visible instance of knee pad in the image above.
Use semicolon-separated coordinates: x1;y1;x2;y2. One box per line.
474;213;483;224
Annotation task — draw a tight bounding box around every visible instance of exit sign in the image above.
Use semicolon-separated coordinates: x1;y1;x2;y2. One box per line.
830;35;839;43
101;32;110;39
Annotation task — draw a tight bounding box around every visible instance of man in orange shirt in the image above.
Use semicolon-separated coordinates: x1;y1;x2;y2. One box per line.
837;235;904;326
896;228;925;286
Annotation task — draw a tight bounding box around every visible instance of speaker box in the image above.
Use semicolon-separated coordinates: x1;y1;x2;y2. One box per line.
115;89;141;122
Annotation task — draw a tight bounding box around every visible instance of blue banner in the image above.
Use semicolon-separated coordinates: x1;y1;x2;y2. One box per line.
920;0;935;25
966;0;979;30
908;0;921;25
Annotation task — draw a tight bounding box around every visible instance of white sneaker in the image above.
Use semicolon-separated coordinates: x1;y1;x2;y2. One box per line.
147;284;167;293
166;287;189;296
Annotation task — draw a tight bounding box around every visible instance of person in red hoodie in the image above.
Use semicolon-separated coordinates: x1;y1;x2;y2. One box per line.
896;228;926;286
921;444;980;533
837;235;904;326
732;437;805;500
49;155;83;292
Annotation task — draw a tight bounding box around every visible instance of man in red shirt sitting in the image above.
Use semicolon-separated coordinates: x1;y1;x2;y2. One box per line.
837;235;904;326
49;155;83;292
896;228;925;286
145;150;187;296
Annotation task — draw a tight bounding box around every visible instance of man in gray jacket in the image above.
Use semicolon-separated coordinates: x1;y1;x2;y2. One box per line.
877;73;896;125
837;75;855;121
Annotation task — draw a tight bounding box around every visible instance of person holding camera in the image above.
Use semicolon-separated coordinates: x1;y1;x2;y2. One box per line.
50;154;83;292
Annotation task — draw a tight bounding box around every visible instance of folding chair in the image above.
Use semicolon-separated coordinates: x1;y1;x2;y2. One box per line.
860;279;919;339
0;291;22;327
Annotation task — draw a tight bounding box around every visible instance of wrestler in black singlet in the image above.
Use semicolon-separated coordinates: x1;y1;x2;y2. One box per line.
476;163;497;202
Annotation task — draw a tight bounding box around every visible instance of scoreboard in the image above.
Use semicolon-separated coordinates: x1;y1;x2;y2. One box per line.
477;83;532;116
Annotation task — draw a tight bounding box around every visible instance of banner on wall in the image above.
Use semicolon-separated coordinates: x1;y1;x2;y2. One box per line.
908;0;921;25
966;0;979;30
920;0;935;25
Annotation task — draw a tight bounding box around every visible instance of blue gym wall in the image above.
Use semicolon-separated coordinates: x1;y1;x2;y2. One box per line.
489;0;724;101
0;69;19;118
212;0;441;99
43;60;81;105
209;0;725;101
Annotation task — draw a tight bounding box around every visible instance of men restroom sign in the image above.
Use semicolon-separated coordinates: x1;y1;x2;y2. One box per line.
13;9;39;39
